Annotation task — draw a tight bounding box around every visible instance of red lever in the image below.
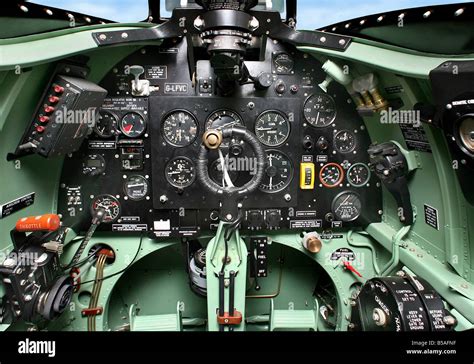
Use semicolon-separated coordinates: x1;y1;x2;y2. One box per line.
16;214;61;232
343;261;362;278
217;310;242;325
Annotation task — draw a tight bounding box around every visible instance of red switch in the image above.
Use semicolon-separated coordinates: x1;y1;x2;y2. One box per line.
44;106;55;114
39;115;50;123
343;261;362;278
36;125;45;133
53;85;64;94
48;96;60;104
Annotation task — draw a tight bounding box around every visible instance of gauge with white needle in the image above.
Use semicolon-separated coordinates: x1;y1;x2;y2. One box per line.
259;150;293;193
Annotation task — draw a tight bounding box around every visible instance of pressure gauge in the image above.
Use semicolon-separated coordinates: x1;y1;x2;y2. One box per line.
162;110;198;147
332;192;362;222
259;150;293;193
347;163;371;187
90;195;121;223
255;111;290;147
319;163;344;188
94;110;118;138
165;157;196;188
303;93;337;128
120;112;146;138
123;175;149;201
334;130;356;153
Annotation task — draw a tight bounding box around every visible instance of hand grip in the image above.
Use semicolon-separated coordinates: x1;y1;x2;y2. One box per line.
15;214;61;232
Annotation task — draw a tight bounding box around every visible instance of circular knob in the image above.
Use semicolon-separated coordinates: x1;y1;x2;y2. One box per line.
202;129;223;150
302;232;322;254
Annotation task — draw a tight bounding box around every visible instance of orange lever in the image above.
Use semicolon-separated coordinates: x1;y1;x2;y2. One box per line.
15;214;61;232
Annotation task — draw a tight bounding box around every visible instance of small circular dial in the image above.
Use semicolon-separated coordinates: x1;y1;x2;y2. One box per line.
304;93;337;128
206;110;243;130
334;130;356;153
273;53;294;74
255;111;290;147
82;154;106;176
123;175;149;200
332;192;362;222
165;157;196;188
94;110;118;138
319;163;344;188
120;112;146;138
347;163;371;187
162;110;198;147
91;195;121;223
259;150;293;193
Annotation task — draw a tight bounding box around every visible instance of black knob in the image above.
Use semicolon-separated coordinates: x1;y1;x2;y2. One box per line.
275;81;286;95
256;73;273;90
316;136;329;151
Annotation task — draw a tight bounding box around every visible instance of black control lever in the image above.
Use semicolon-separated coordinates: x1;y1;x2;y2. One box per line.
66;209;106;268
368;142;414;225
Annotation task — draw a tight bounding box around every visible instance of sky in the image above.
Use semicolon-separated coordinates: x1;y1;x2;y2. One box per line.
30;0;472;29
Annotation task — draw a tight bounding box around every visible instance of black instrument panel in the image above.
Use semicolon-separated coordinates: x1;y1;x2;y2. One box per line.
58;39;382;237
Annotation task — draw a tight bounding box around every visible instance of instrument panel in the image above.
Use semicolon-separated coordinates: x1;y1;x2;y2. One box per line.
58;39;382;237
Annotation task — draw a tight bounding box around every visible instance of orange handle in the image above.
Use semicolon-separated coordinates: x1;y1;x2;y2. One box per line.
15;214;61;232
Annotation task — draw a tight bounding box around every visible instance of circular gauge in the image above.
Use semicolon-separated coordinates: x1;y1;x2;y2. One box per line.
255;111;290;147
303;93;337;128
120;112;146;138
165;157;196;188
332;192;362;222
90;194;121;223
123;175;149;201
210;159;239;186
259;150;293;193
458;117;474;153
319;163;344;188
273;53;294;74
82;154;106;176
347;163;371;187
94;110;118;138
162;110;198;147
206;110;244;130
334;130;356;153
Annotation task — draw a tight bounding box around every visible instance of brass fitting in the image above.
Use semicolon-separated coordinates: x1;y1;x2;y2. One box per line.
202;129;223;150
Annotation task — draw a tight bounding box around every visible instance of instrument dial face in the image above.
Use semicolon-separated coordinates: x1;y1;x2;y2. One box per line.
123;175;149;200
94;110;118;138
91;195;121;223
347;163;371;187
255;111;290;147
332;192;362;222
319;163;344;188
206;110;243;130
120;112;146;138
82;154;106;176
273;53;294;74
162;110;198;147
459;117;474;153
304;93;337;128
165;157;196;188
259;150;293;193
334;130;356;153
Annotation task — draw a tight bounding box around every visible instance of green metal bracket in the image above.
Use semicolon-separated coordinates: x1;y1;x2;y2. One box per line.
206;222;247;331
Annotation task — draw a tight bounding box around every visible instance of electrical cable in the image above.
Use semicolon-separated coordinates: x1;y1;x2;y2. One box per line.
74;233;143;287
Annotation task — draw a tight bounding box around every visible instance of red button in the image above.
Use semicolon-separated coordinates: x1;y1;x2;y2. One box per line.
39;115;50;123
36;126;45;133
49;96;60;104
44;106;55;114
53;85;64;94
